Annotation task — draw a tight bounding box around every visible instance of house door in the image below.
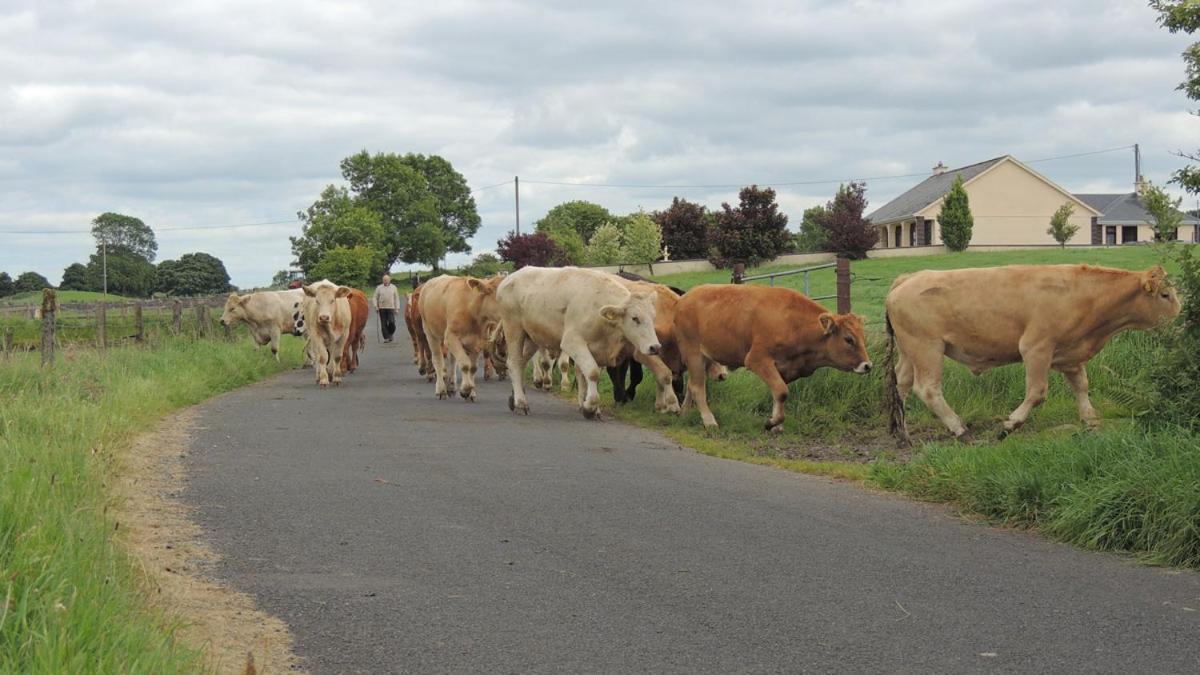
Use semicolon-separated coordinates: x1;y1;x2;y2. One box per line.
923;220;932;246
894;225;902;248
1105;226;1116;245
1121;226;1138;243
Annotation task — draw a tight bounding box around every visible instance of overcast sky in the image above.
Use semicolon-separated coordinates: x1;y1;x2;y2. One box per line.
2;0;1198;288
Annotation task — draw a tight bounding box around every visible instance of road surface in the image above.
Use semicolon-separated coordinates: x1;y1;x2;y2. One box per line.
185;312;1200;673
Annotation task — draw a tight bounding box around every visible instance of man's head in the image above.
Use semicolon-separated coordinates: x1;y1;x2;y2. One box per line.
382;274;391;286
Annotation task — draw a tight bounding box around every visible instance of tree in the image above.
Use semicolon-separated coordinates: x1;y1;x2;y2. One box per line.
1141;182;1184;241
0;272;13;297
535;201;613;243
1152;1;1200;194
396;153;481;252
59;263;92;291
86;246;156;297
91;212;157;262
14;271;51;293
536;220;587;265
464;253;502;277
653;198;711;260
707;185;791;268
586;222;624;265
938;176;974;251
496;231;566;269
308;245;377;288
816;182;879;260
1045;202;1079;248
270;270;294;288
291;185;389;279
338;150;470;269
620;211;663;265
156;252;232;296
794;205;829;253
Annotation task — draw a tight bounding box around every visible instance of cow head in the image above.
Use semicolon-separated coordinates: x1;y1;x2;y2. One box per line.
817;312;872;374
1134;265;1182;327
601;290;661;356
303;282;352;326
219;292;248;327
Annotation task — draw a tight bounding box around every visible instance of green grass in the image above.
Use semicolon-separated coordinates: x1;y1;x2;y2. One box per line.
0;335;304;672
1;309;225;349
0;291;133;306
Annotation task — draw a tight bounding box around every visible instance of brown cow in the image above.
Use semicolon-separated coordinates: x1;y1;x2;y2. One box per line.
674;284;872;430
340;288;369;374
404;285;435;380
885;264;1181;441
418;274;504;401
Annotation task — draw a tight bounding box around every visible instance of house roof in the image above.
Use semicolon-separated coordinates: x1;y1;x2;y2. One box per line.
1072;192;1200;226
867;157;1004;225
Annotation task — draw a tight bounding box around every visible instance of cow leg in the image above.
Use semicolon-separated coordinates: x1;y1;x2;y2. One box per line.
1004;343;1054;434
313;339;331;387
268;326;282;361
503;321;532;415
745;348;789;431
531;349;548;390
1059;364;1100;428
633;351;681;414
895;350;915;401
483;349;495;380
905;340;966;438
561;336;602;419
683;350;718;428
627;360;644;401
330;338;346;386
557;352;573;391
608;362;629;404
445;333;478;402
425;328;451;399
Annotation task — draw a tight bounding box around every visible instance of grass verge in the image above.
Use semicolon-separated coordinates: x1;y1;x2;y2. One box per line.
0;336;302;672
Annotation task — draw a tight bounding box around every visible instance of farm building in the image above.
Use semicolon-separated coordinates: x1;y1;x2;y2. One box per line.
868;155;1199;248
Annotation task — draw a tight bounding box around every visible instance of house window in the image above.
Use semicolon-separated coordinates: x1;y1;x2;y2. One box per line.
1122;226;1137;244
923;220;932;246
894;225;902;248
1105;226;1116;245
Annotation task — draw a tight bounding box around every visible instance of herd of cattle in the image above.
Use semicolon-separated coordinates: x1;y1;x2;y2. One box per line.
219;263;1180;440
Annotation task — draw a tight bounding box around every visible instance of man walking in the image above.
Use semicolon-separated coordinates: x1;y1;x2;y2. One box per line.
372;274;401;343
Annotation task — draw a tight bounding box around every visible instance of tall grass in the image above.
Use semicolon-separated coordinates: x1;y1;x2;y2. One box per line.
0;336;302;672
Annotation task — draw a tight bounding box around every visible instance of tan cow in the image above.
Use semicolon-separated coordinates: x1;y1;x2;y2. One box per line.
418;274;504;401
300;279;353;387
219;289;305;360
885;264;1181;441
674;284;872;430
404;285;435;381
496;266;670;419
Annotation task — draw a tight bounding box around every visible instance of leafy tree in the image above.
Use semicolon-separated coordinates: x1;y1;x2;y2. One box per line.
270;270;294;288
653;198;711;260
817;183;877;260
1151;1;1200;193
586;222;624;265
396;153;481;252
620;211;663;265
291;185;388;279
156;252;232;296
339;150;462;269
537;220;587;265
535;201;613;243
707;185;791;268
308;245;377;288
91;212;157;262
1141;182;1184;241
59;263;92;291
1046;202;1079;248
465;253;502;277
496;231;566;269
14;271;51;293
86;246;156;297
0;272;13;297
793;205;829;253
938;176;974;251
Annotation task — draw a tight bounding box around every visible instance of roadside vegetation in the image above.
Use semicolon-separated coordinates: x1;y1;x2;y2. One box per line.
0;336;303;671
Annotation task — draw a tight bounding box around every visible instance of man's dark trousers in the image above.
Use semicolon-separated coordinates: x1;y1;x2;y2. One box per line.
379;309;397;341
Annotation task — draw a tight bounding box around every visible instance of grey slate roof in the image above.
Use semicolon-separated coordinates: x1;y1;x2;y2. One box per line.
1072;193;1200;225
867;157;1005;225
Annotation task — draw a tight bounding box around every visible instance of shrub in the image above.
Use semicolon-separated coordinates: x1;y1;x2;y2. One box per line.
308;245;376;288
464;252;503;277
620;211;663;265
793;205;828;253
818;182;876;260
708;185;790;268
938;176;973;251
653;198;712;260
1046;202;1079;248
496;231;567;269
535;200;613;243
1144;244;1200;430
59;263;92;291
14;271;52;293
586;222;623;265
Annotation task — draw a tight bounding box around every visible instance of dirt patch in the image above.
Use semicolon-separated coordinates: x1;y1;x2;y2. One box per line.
114;409;302;674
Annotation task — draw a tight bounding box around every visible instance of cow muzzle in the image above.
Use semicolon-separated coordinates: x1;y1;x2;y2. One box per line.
318;314;331;324
855;361;873;374
645;343;661;356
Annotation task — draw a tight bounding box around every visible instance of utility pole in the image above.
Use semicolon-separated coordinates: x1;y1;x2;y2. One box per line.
102;240;108;299
1134;143;1142;192
514;175;521;235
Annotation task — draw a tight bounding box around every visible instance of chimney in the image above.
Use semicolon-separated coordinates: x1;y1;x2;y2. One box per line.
932;161;948;176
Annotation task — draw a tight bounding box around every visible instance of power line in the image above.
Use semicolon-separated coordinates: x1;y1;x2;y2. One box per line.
0;218;297;236
470;179;514;193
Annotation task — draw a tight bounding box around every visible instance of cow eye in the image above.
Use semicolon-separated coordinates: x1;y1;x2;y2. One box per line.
1161;292;1171;299
844;336;855;346
632;316;641;325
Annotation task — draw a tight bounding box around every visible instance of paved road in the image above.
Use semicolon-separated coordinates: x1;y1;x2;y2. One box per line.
186;312;1200;673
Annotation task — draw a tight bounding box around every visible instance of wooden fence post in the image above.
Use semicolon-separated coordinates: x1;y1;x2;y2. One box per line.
96;302;107;351
835;257;851;314
41;289;56;367
172;300;183;336
195;304;211;338
731;262;746;284
3;328;12;360
134;303;144;343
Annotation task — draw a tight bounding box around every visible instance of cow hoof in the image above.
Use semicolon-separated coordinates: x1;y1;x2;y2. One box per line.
437;392;448;400
508;394;529;414
459;388;474;401
581;406;600;420
319;382;328;389
956;431;976;443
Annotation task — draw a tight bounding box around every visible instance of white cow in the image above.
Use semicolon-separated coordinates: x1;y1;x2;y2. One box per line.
219;289;305;361
496;266;674;419
300;280;353;387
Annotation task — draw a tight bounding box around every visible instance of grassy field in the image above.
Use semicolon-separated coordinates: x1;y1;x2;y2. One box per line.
0;306;224;349
0;290;133;306
582;245;1200;567
0;336;304;672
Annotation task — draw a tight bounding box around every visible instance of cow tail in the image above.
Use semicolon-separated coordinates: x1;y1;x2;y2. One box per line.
883;310;910;448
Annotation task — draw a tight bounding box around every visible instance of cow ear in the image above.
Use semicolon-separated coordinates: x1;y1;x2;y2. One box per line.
302;285;317;297
468;278;493;295
600;305;625;322
1143;265;1166;293
335;286;353;298
818;313;837;335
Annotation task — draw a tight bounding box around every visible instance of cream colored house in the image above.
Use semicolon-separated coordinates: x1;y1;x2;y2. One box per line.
867;155;1198;248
